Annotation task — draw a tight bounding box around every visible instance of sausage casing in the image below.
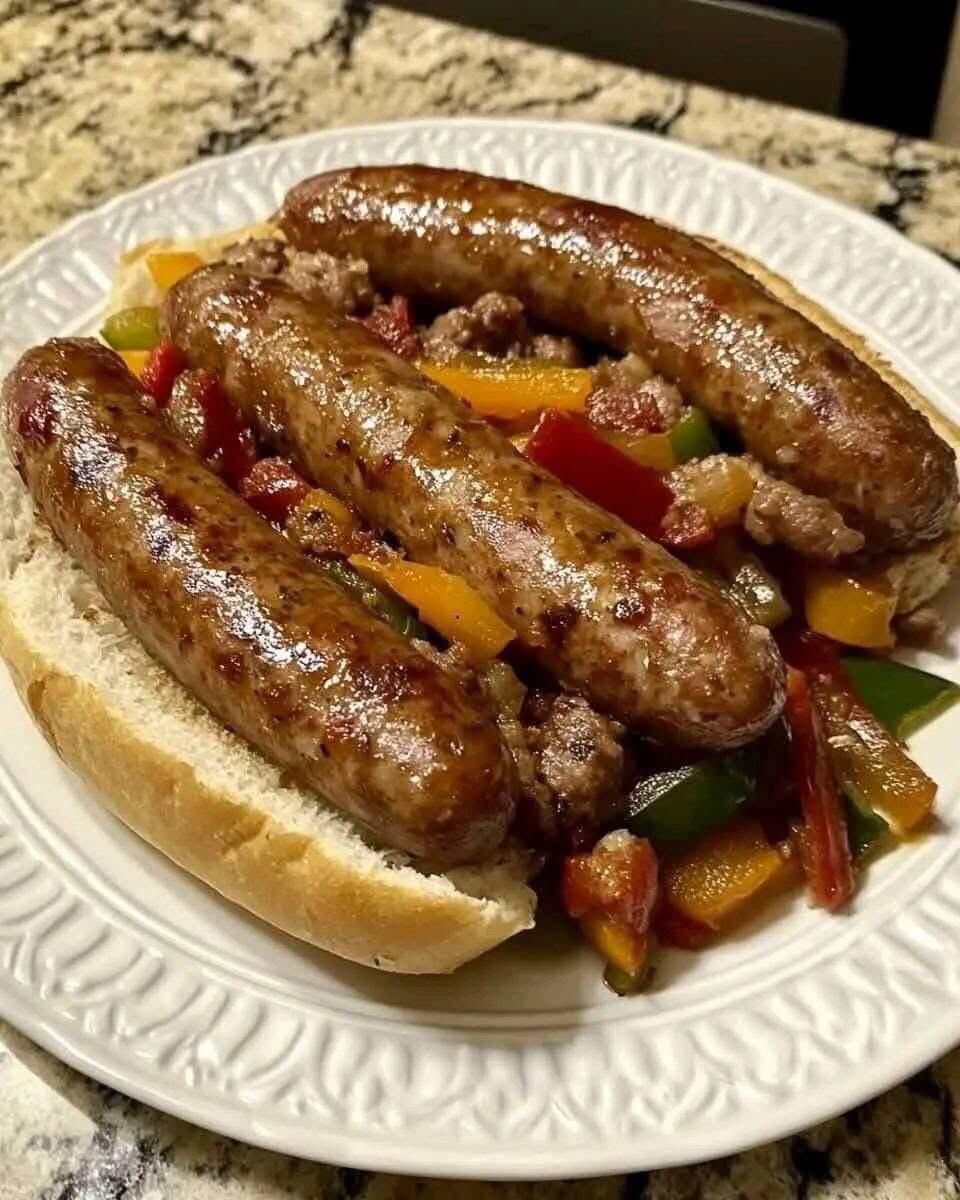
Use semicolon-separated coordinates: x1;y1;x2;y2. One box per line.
2;339;516;866
164;267;784;750
280;165;957;554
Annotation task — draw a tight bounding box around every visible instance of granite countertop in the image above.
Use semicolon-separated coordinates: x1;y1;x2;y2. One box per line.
2;2;960;1197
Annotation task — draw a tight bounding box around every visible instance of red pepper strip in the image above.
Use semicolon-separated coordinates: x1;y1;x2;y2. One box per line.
239;457;313;525
220;427;258;490
171;368;258;489
777;625;842;675
141;340;183;408
524;409;675;541
782;666;855;911
194;372;257;488
660;500;715;552
562;831;659;934
653;899;714;950
779;627;936;836
363;295;420;359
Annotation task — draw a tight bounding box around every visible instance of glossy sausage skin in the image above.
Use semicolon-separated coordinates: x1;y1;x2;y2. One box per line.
2;339;516;866
280;165;957;555
164;267;784;749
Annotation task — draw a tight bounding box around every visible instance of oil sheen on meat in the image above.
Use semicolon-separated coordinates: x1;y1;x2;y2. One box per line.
164;266;785;750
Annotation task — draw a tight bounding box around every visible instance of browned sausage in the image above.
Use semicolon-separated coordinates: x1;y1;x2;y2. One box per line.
2;338;516;866
279;165;957;555
163;266;784;750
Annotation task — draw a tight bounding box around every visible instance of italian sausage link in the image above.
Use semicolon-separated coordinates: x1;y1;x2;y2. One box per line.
164;266;784;750
2;339;516;866
279;165;957;554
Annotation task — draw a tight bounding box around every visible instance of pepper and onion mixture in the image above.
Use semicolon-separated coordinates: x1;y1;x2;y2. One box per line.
102;242;960;994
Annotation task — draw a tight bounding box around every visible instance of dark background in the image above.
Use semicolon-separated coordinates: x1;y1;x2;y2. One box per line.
387;0;957;137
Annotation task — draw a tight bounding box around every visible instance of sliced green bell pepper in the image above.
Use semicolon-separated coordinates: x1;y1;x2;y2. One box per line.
321;559;432;642
604;964;646;996
844;795;889;860
101;306;161;351
841;655;960;740
701;532;792;628
627;756;754;846
668;407;719;463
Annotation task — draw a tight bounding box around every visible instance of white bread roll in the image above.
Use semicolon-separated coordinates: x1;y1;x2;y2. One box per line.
0;355;535;975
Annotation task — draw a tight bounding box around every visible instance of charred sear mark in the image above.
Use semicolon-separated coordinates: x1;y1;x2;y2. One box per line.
150;486;194;525
16;381;55;446
541;604;579;645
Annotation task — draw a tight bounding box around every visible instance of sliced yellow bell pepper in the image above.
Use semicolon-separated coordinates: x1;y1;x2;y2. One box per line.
605;432;676;471
417;359;593;420
295;487;354;525
348;554;514;660
147;251;205;291
579;911;648;977
805;567;895;649
661;818;794;930
679;456;755;525
120;349;151;379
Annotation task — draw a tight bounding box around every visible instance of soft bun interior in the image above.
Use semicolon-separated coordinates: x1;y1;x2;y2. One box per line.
0;446;535;974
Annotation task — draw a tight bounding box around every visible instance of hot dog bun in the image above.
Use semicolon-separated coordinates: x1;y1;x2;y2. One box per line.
105;220;283;313
704;235;960;612
14;207;951;977
0;446;535;974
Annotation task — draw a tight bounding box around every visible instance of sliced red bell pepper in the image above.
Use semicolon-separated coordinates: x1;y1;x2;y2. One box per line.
780;628;937;836
782;665;855;911
562;830;659;933
653;899;715;950
193;372;257;488
141;340;183;408
524;409;675;541
168;368;258;488
239;457;313;525
362;295;420;359
562;830;659;985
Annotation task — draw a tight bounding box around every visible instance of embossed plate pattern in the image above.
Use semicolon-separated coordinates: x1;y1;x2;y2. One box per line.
1;119;960;1179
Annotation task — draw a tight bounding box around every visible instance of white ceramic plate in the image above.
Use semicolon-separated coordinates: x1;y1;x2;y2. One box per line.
2;118;960;1180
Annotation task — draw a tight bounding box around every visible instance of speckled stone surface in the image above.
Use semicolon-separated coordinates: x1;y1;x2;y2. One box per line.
3;2;960;1197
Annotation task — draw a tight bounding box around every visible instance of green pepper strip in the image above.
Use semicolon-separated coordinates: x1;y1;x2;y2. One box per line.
627;756;754;846
844;795;888;860
101;306;161;351
604;963;647;996
320;559;432;642
841;655;960;740
668;407;719;463
700;534;791;628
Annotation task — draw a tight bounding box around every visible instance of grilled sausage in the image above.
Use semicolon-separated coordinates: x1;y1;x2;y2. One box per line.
164;266;784;749
279;165;957;555
2;338;516;866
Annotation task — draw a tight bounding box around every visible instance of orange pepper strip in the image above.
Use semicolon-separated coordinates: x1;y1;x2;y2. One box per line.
661;818;793;930
804;566;895;650
147;251;206;291
349;554;514;661
417;359;593;420
579;912;649;977
119;350;151;379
